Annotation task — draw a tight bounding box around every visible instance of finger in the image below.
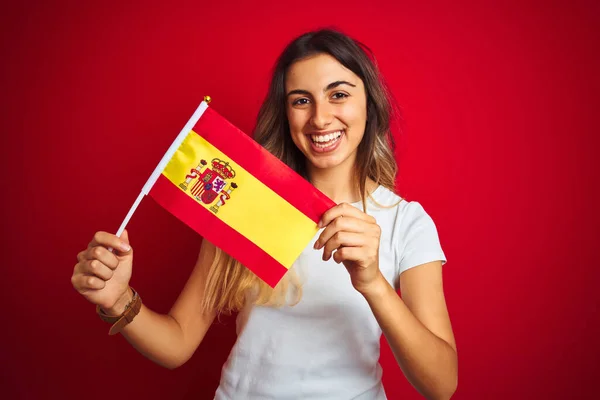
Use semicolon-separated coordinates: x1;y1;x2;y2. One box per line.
333;242;379;265
82;259;114;281
87;231;107;248
315;216;370;250
72;273;106;291
319;203;375;228
81;246;119;270
87;231;131;254
332;246;364;264
322;232;367;261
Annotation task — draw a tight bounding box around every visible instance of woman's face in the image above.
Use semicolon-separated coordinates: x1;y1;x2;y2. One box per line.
285;53;367;171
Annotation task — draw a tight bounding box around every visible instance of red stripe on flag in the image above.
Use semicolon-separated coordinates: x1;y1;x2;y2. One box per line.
149;175;288;287
192;108;336;224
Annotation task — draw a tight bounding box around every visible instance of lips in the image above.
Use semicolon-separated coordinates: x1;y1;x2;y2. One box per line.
307;129;344;153
310;130;343;144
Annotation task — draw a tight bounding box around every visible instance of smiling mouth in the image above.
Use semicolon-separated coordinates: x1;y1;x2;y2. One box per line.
310;130;344;148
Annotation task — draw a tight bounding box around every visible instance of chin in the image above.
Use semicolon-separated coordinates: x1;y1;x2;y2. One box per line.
307;153;350;170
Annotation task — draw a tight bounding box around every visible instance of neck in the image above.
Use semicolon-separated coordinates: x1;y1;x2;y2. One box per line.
306;154;376;204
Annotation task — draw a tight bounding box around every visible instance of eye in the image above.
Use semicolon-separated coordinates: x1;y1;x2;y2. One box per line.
292;97;310;106
331;92;349;100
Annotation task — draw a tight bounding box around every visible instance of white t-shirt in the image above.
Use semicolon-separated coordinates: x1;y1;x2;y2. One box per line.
214;185;447;399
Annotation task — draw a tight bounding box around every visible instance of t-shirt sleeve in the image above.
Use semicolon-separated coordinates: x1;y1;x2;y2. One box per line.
396;201;447;277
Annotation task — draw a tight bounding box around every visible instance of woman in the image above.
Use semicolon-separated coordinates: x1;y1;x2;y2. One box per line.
71;29;457;399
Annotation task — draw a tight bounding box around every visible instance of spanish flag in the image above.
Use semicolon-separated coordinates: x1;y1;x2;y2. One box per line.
117;98;335;287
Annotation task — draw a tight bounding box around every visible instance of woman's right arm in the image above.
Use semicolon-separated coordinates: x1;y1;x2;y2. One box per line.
71;230;218;369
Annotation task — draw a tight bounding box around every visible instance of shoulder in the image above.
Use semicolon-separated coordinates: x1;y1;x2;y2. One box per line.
364;185;429;226
398;199;434;229
367;186;447;278
359;185;443;246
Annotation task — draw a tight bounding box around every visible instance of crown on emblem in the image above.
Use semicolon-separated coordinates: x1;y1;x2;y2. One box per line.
211;158;236;179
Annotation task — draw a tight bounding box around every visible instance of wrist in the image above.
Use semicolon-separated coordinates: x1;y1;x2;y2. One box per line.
97;287;142;335
357;272;390;302
103;287;134;316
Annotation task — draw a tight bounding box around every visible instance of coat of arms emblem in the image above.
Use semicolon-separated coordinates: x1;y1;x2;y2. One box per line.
179;158;238;213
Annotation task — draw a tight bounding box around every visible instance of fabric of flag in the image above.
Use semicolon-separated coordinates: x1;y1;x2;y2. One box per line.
148;106;336;287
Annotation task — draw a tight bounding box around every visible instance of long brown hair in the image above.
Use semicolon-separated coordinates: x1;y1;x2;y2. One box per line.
202;29;399;315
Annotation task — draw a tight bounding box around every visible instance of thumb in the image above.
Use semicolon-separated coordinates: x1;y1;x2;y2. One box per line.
119;228;130;245
115;229;132;256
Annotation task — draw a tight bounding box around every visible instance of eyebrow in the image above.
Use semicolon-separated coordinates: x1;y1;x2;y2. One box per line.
286;80;356;97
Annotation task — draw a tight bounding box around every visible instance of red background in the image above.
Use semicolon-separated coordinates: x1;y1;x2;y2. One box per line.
2;0;599;399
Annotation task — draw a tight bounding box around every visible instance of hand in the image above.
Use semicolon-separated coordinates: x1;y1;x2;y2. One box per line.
71;229;134;313
314;203;382;294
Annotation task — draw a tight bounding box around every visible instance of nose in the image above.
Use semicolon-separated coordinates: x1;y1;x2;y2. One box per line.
309;100;333;130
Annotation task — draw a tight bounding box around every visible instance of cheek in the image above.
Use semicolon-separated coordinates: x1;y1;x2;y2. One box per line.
289;129;304;152
286;110;307;136
340;103;367;135
285;111;304;148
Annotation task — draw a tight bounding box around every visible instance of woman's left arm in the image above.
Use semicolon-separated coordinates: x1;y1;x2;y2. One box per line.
316;203;457;400
363;262;457;400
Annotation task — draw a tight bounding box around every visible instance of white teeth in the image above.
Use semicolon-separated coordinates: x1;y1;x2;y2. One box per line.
311;130;343;143
310;130;343;148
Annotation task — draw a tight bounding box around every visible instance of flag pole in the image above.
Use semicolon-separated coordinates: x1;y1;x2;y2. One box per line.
110;96;212;248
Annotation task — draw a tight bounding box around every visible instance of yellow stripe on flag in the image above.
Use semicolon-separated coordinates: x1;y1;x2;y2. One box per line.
162;130;319;268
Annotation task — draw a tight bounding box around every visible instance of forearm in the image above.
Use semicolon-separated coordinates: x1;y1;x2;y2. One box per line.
104;293;187;369
362;275;458;400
